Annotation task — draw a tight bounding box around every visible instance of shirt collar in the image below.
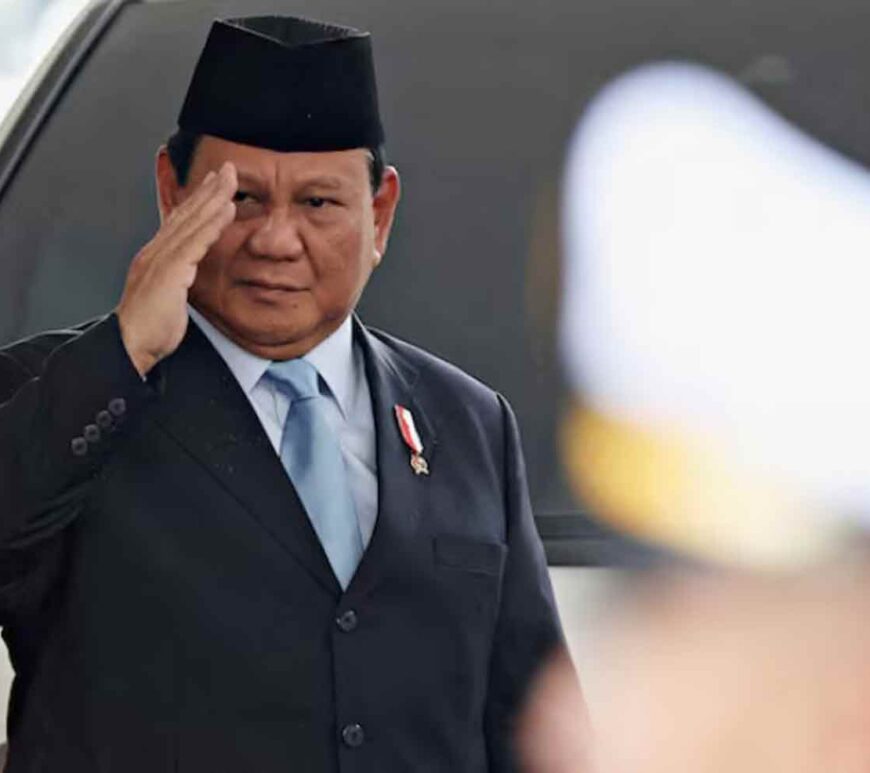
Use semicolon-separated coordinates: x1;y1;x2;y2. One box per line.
189;306;270;396
188;306;356;417
301;315;355;418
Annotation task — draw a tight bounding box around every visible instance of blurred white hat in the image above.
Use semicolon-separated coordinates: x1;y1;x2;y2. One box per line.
560;62;870;566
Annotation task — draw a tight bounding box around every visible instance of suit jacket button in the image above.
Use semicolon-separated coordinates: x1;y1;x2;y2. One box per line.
71;437;88;457
83;424;101;443
336;610;358;633
96;410;114;430
108;398;127;417
341;723;365;748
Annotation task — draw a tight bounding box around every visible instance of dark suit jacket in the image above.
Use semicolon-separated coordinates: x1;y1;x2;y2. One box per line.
0;314;562;772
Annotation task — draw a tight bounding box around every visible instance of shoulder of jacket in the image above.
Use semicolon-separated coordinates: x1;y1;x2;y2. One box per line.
1;316;105;377
365;326;503;412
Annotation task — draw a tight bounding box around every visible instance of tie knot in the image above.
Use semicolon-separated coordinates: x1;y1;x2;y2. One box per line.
267;358;320;401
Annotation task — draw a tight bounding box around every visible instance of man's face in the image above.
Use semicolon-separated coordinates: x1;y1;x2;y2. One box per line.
157;135;400;359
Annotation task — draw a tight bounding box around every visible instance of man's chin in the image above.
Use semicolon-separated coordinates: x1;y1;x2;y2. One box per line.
192;299;347;357
217;298;310;340
231;318;315;347
222;315;339;359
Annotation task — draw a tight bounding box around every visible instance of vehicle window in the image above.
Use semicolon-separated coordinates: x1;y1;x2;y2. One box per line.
0;0;93;132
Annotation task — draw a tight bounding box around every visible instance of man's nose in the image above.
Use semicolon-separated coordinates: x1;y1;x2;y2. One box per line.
247;209;305;259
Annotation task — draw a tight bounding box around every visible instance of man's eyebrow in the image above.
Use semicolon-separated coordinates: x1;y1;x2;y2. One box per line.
235;172;267;189
233;172;355;191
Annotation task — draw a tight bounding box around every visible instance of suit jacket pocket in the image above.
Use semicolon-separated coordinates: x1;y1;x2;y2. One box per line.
434;535;507;576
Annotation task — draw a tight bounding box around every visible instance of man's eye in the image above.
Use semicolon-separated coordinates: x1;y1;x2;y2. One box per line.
306;197;327;209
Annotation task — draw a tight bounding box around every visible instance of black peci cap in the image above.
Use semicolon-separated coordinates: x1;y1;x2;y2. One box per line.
178;16;385;152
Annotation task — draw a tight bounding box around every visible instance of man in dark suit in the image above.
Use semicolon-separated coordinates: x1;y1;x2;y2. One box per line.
0;15;567;772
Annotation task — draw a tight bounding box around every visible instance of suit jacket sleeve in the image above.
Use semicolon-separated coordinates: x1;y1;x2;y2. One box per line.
0;314;153;623
484;394;565;771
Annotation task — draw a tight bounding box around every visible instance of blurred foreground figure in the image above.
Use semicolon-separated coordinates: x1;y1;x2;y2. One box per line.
589;567;870;773
517;648;593;773
522;566;870;772
561;61;870;564
521;61;870;772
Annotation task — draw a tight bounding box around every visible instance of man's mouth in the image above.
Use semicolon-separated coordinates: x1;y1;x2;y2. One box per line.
238;279;306;292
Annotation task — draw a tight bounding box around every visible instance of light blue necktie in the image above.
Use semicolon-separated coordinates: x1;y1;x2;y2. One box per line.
267;359;364;590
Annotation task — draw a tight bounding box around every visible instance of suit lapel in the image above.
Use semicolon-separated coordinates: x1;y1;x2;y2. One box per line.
149;323;340;596
349;321;438;597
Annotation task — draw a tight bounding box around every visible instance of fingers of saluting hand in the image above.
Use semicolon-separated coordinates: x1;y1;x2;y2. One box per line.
117;163;238;376
165;162;236;227
158;162;238;262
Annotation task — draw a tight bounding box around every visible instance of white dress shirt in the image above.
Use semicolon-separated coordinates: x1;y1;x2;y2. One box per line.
188;307;379;548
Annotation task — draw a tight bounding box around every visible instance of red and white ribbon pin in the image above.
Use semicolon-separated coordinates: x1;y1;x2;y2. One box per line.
394;405;429;476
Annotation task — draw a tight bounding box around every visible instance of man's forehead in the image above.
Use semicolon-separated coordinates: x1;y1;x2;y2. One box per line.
194;136;370;182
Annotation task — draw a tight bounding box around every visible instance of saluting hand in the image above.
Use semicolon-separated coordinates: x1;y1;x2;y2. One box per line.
117;161;237;378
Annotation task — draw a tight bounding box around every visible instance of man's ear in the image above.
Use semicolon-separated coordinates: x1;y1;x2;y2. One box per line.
155;146;183;224
373;166;401;261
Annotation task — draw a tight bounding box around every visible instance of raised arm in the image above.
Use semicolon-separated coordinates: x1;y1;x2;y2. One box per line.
0;161;237;622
